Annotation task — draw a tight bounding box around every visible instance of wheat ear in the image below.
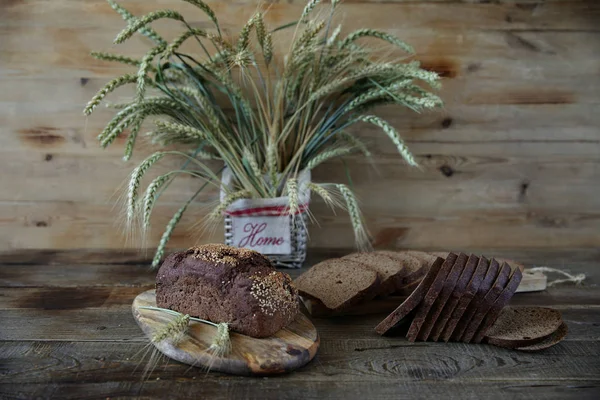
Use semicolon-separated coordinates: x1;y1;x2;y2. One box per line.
123;117;143;161
306;147;354;170
208;190;251;222
266;141;278;193
90;51;143;67
152;201;188;269
336;184;371;251
243;148;262;179
151;313;190;345
341;29;414;54
286;178;299;216
127;153;165;227
107;0;166;46
359;115;418;167
236;14;256;53
155;121;208;140
142;174;171;229
83;74;136;116
301;0;322;22
181;0;219;31
114;10;184;44
137;46;165;102
307;182;341;210
208;323;231;357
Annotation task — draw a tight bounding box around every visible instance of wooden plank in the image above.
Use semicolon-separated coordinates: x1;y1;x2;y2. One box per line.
3;30;599;92
0;306;597;342
0;380;598;400
1;1;597;32
1;199;600;251
1;150;599;204
1;340;600;386
0;287;151;309
0;248;596;281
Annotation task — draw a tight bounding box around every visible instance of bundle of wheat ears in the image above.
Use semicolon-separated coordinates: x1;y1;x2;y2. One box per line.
84;0;443;267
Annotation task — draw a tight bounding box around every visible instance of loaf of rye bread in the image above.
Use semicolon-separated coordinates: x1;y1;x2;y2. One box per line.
155;244;299;338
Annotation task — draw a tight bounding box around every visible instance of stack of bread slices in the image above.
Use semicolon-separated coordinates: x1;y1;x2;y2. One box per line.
294;251;435;312
295;251;567;351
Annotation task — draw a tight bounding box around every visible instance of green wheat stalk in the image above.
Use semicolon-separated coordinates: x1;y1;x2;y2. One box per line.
306;147;354;170
114;10;185;44
128;152;166;227
336;184;370;250
83;74;137;116
359;115;418;167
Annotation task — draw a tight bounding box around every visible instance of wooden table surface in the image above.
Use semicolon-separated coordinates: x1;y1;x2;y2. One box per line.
1;249;599;399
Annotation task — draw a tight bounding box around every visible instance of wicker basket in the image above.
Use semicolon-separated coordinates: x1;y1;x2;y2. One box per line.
224;212;308;268
221;168;311;268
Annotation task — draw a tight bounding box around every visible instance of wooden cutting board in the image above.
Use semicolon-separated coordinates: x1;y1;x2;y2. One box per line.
132;289;319;375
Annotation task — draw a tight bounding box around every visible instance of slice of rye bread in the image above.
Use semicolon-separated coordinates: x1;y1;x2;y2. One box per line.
416;253;469;341
429;254;480;342
483;307;563;348
460;262;513;343
450;258;500;342
406;253;459;341
440;256;490;342
294;259;380;312
375;257;445;335
472;265;524;344
515;322;568;352
341;252;405;295
375;251;424;287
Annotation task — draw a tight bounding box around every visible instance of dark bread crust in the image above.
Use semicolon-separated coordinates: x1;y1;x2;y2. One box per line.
484;307;564;348
441;256;490;342
473;264;523;343
461;261;512;343
406;253;459;342
155;245;299;338
416;253;469;341
430;254;479;342
374;257;445;335
295;259;380;312
451;258;499;341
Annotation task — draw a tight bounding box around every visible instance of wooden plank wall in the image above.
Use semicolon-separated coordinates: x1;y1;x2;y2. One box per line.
0;0;599;259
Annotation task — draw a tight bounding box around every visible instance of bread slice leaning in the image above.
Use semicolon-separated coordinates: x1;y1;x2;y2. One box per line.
294;259;380;312
451;258;500;341
375;257;445;335
416;253;469;341
440;256;490;342
473;265;523;344
461;261;513;343
429;254;479;342
484;306;564;349
406;253;459;341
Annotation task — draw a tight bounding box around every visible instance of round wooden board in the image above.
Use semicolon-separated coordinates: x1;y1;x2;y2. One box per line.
132;289;319;376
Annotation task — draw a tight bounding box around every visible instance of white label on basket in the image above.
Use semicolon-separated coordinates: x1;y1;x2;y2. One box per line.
231;216;291;254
